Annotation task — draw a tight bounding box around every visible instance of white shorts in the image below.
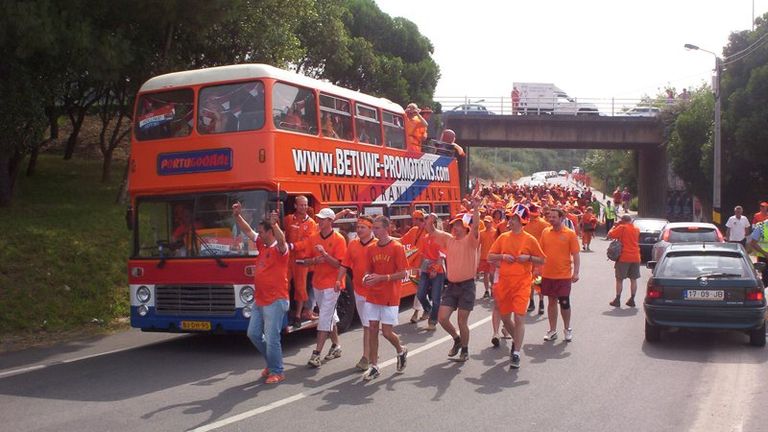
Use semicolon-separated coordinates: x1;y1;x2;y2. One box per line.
354;293;369;327
313;288;340;332
364;302;399;326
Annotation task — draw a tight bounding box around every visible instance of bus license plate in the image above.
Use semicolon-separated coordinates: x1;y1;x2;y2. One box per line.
180;320;212;331
684;290;724;301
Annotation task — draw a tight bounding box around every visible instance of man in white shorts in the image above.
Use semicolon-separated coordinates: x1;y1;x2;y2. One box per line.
336;215;377;371
361;216;409;381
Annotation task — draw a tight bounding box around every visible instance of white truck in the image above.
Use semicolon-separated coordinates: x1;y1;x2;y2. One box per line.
513;82;599;115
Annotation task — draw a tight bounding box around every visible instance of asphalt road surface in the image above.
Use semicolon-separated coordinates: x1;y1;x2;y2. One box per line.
2;237;767;432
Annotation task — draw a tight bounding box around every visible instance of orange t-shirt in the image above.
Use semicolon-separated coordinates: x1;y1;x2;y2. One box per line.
405;114;427;152
252;241;290;306
479;224;497;260
753;212;768;226
400;226;426;269
421;233;444;274
524;216;551;241
495;220;509;234
310;230;348;289
365;239;409;306
540;227;579;279
284;213;318;259
581;213;597;231
435;232;480;282
489;230;545;277
607;223;641;263
342;236;377;297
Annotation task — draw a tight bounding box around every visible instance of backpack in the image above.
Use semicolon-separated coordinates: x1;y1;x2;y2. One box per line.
607;239;622;261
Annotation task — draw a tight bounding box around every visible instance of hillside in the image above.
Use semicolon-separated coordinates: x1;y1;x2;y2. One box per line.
469;148;588;181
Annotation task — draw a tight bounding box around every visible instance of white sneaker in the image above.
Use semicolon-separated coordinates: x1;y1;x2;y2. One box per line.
544;330;558;341
565;328;573;342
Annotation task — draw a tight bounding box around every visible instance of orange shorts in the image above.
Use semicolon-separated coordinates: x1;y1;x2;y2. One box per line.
493;274;532;315
289;262;310;302
477;259;493;273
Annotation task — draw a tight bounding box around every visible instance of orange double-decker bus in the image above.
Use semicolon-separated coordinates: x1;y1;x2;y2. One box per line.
127;64;460;333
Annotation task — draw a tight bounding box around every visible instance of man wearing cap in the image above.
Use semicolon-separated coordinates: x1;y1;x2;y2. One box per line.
425;197;482;362
305;208;347;368
523;203;551;313
488;204;546;369
336;215;377;372
539;207;580;343
400;210;429;323
752;201;768;227
284;195;318;327
405;103;428;153
607;214;641;307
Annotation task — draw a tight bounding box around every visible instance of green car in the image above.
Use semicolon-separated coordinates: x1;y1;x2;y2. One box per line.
644;242;767;346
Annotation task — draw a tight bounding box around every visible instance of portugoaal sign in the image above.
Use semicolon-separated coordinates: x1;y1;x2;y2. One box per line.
290;148;458;205
157;148;233;175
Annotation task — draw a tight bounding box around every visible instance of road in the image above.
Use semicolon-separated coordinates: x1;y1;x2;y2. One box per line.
2;237;767;432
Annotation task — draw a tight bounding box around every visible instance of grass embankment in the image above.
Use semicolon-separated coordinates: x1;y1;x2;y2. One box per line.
0;155;129;346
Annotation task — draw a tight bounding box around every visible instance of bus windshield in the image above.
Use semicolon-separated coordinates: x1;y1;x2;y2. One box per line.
135;190;270;258
134;89;194;141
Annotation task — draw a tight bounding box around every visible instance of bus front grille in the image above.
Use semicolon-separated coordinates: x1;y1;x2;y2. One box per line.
155;285;235;316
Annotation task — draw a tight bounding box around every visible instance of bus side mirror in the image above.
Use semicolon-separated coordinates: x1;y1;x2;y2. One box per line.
126;206;134;231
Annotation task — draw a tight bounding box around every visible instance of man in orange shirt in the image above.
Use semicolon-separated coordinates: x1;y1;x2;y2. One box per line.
359;215;410;381
284;195;318;327
336;215;377;372
752;201;768;227
607;214;641;307
400;210;429;323
405;103;428;153
425;197;482;362
523;203;551;313
580;207;598;251
540;208;580;343
305;208;348;368
488;204;546;369
233;205;290;384
478;215;498;299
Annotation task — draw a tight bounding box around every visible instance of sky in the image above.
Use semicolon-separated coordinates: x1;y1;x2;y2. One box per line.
374;0;768;104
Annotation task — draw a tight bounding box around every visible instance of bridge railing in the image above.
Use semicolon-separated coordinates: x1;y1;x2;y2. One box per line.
433;96;683;117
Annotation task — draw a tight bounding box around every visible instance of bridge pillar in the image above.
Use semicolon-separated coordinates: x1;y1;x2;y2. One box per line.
637;145;667;218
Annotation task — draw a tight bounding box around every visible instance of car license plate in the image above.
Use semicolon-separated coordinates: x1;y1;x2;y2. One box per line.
684;290;725;301
180;320;212;331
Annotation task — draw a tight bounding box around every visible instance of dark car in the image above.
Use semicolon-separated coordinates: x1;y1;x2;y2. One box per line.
644;242;767;346
633;218;669;262
651;222;724;261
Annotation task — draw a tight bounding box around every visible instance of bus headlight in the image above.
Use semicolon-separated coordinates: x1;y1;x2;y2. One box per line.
136;286;151;303
138;304;149;316
239;286;254;304
242;306;252;319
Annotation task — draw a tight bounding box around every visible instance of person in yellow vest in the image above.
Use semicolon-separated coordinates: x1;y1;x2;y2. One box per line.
748;220;768;286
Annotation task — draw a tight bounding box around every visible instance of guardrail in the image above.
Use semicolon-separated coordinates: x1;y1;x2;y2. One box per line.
433;96;685;117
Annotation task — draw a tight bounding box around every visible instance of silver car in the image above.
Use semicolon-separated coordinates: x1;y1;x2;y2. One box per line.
652;222;725;261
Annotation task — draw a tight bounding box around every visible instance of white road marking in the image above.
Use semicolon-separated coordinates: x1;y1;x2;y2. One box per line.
189;315;493;432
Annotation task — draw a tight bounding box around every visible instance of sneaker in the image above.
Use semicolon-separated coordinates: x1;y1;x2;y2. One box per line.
544;330;558;341
609;298;621;307
324;344;342;361
363;365;380;381
527;300;535;312
307;351;322;368
538;305;545;315
483;290;491;299
425;320;437;331
565;328;573;342
491;336;500;347
396;347;408;372
260;368;270;379
457;348;469;362
448;337;461;357
626;297;636;307
265;374;285;384
510;353;521;369
355;357;369;371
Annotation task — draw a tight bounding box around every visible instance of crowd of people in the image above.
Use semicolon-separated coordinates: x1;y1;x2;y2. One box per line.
231;175;650;384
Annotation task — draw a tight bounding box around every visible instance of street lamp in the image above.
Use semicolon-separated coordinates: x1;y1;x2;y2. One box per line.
685;43;723;225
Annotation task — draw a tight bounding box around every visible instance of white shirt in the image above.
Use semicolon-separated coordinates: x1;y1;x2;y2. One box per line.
725;215;750;241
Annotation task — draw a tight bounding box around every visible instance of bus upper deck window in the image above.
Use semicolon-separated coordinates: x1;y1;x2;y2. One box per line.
320;93;353;141
273;83;317;135
383;111;405;150
198;81;264;134
135;89;194;141
355;104;381;145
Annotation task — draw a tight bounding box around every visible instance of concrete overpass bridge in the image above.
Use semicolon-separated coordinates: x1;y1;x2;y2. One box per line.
443;115;666;217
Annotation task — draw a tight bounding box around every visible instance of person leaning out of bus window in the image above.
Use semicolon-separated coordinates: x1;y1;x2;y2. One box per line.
405;103;428;152
232;204;290;384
